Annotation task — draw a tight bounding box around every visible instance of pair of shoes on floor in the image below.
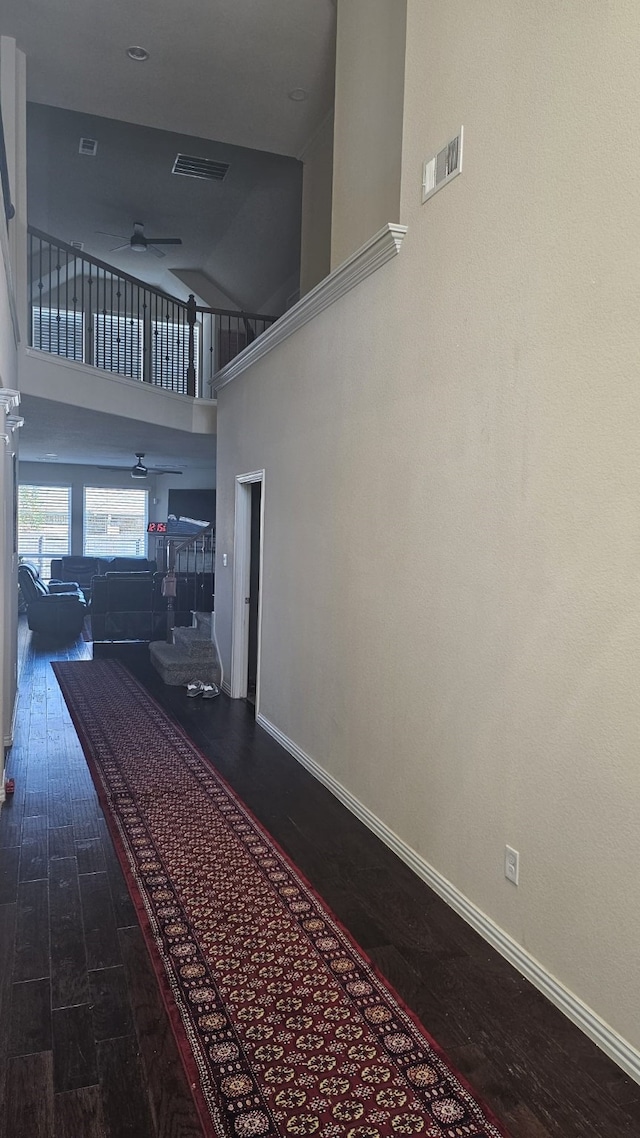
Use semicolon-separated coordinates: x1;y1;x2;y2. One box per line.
186;680;220;699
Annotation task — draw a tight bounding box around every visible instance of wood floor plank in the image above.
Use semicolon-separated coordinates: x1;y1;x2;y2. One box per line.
52;1004;98;1093
49;856;89;1009
79;871;122;970
13;877;50;982
96;1035;155;1138
8;978;52;1056
89;967;134;1042
48;826;76;861
20;815;49;881
1;1051;54;1138
75;837;106;874
53;1085;107;1138
0;845;20;904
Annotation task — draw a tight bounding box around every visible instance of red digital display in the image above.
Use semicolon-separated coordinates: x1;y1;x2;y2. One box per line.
147;521;167;533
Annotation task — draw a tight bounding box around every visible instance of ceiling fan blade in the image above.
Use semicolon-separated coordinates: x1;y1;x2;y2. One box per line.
109;242;131;252
97;230;128;239
149;466;183;475
147;245;166;259
146;237;182;245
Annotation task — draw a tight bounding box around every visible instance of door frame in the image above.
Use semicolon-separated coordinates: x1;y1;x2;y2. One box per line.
230;469;265;705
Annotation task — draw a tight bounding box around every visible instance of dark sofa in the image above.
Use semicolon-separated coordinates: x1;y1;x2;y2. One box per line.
90;571;214;644
49;556;157;599
18;562;87;640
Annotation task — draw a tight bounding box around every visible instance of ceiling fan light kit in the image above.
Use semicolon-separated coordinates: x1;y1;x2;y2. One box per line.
101;221;182;257
131;453;148;478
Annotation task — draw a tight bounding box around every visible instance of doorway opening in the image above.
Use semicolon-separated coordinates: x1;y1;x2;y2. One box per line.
230;471;264;710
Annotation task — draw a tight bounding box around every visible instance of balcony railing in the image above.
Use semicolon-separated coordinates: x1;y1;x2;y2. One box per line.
28;227;277;396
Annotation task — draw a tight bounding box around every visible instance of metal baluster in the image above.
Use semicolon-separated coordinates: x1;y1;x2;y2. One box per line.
56;243;61;354
116;273;121;374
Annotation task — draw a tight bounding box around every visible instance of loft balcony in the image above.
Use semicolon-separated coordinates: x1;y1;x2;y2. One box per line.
21;226;277;426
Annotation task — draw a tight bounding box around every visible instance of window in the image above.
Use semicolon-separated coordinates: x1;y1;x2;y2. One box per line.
94;314;143;379
18;484;71;579
83;487;148;558
31;307;84;360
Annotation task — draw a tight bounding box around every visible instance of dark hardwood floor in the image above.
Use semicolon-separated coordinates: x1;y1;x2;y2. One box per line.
1;622;639;1137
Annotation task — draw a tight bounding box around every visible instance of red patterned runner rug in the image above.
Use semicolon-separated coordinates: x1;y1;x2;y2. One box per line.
53;659;510;1138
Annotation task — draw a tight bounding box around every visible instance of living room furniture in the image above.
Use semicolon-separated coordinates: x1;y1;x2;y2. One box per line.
49;556;157;599
90;571;214;646
18;562;87;640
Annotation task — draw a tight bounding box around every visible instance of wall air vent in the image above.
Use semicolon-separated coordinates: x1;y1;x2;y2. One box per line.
70;241;84;251
79;137;98;156
422;126;463;204
172;153;229;182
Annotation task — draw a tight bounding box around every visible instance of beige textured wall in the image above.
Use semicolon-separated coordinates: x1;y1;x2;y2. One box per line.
216;0;640;1054
331;0;406;267
299;114;334;296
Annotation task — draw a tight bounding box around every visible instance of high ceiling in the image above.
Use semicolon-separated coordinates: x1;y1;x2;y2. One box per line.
3;0;336;475
3;0;336;158
28;105;303;311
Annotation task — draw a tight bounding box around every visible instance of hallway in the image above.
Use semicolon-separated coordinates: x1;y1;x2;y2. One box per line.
0;625;639;1137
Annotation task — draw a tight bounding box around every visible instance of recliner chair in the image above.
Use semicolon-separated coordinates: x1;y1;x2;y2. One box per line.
18;562;87;640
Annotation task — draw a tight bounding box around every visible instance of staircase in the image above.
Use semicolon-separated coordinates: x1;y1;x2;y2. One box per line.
150;611;222;687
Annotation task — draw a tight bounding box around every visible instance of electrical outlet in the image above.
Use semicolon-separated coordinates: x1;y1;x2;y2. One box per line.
505;845;519;886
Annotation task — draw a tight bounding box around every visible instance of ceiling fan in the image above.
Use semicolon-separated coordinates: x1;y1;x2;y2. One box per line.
97;221;182;258
96;454;183;478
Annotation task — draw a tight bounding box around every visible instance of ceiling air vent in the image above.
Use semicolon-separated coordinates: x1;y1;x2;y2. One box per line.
172;153;229;182
79;137;98;156
422;127;463;204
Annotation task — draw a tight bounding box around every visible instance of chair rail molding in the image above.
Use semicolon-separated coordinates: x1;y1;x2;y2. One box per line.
211;222;408;393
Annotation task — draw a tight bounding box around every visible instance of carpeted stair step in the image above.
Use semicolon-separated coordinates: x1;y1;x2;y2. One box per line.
149;640;218;686
172;626;216;657
193;610;213;638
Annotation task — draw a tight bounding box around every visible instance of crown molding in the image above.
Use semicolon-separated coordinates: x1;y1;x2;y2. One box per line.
212;223;408;393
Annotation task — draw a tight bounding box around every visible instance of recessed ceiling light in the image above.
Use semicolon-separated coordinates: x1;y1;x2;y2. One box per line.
288;88;308;102
44;453;58;459
127;45;149;61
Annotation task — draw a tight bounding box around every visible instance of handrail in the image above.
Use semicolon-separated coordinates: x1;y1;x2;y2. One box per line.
29;226;275;323
162;524;215;641
29;225;188;309
28;225;279;388
171;522;215;557
0;107;15;224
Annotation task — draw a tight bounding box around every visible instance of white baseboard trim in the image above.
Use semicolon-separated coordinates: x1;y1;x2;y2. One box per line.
256;711;640;1085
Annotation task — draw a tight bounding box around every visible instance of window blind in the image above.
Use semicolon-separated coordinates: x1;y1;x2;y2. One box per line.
18;484;71;578
31;307;84;359
152;320;199;393
83;487;148;558
94;314;143;379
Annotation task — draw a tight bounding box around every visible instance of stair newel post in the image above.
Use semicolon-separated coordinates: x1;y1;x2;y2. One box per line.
186;294;197;397
163;540;177;643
